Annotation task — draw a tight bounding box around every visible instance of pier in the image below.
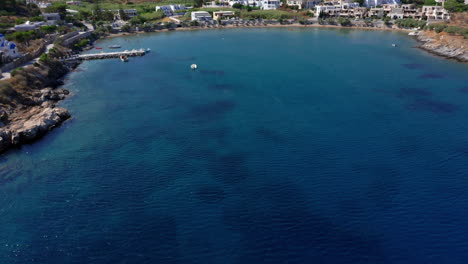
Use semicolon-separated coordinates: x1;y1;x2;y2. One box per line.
65;49;147;61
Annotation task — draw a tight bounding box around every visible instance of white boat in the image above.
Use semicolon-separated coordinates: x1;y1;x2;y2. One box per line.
108;45;121;49
392;43;397;47
120;55;128;62
190;64;197;70
408;31;419;36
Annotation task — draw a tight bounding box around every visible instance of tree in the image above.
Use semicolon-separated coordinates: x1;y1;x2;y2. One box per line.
444;0;468;12
194;0;204;8
119;9;129;21
41;25;57;34
121;24;131;32
45;2;67;19
78;10;91;21
423;0;436;5
0;0;16;12
354;0;365;6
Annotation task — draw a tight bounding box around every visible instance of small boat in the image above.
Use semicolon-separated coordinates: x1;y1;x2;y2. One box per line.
146;48;151;53
190;64;197;70
120;55;128;62
392;43;397;47
108;45;121;49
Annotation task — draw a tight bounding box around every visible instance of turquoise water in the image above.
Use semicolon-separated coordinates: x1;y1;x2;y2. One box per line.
1;28;468;263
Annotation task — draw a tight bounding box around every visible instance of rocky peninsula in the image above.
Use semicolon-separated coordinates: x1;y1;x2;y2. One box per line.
0;58;77;154
417;31;468;62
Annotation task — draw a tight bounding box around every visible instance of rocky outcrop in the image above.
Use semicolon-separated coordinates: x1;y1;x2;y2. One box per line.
0;59;78;154
0;103;70;153
417;32;468;62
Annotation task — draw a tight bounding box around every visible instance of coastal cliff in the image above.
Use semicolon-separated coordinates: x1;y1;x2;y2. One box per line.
417;31;468;62
0;59;76;153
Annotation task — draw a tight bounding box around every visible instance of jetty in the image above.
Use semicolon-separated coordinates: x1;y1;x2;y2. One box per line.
65;49;147;61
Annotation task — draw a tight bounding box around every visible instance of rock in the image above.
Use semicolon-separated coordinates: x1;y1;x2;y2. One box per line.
0;107;70;153
417;33;468;62
0;109;8;122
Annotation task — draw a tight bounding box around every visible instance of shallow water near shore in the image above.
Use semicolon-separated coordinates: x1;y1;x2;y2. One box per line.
1;28;468;263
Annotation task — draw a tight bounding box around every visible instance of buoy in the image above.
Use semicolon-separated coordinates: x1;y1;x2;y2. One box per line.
190;64;198;70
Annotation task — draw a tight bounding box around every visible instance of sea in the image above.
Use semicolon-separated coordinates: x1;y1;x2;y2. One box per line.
1;28;467;263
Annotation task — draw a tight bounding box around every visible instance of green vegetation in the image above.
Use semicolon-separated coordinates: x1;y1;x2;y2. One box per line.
40;25;58;34
444;0;468;12
425;23;468;38
426;23;447;33
141;10;164;22
423;0;436;5
240;10;295;20
45;2;68;19
395;18;426;29
74;38;89;50
6;30;38;47
338;17;351;26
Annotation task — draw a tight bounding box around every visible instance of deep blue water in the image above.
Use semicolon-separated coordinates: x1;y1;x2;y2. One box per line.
1;28;468;263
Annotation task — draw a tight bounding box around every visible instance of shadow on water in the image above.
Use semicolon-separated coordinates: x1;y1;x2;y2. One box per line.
208;84;235;91
351;164;400;209
419;73;445;79
223;181;385;263
183;100;236;122
458;87;468;94
208;152;249;184
396;87;432;98
196;185;226;203
200;69;225;76
402;63;425;70
255;127;286;143
405;98;459;114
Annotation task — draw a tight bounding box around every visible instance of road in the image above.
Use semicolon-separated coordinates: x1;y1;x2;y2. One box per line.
1;43;54;80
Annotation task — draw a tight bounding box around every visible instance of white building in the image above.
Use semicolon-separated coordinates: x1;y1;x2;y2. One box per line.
364;0;400;8
287;0;320;9
261;0;281;10
422;6;450;20
0;34;20;60
155;5;188;17
191;11;213;21
14;21;46;31
42;13;61;25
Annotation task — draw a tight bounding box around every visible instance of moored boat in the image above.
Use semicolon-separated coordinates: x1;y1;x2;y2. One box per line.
109;45;121;49
120;55;128;62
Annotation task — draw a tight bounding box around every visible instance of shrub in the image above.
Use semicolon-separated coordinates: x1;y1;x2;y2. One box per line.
121;24;132;32
338;17;351;26
395;18;426;29
11;67;24;77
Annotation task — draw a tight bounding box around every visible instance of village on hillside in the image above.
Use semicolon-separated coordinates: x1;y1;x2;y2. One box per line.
0;0;467;76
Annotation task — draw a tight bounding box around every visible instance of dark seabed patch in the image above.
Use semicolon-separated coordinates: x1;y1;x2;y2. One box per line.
396;87;432;98
406;99;459;113
256;127;285;143
223;182;385;263
175;56;196;61
402;63;425;70
196;185;225;203
208;152;249;184
458;87;468;94
184;100;236;122
200;70;225;76
199;126;229;142
419;73;444;79
208;84;234;90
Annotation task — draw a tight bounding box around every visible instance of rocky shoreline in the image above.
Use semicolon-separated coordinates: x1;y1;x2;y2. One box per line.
0;60;78;154
417;32;468;63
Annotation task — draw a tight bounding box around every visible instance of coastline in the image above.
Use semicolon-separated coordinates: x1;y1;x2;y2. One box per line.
104;23;411;39
0;61;78;154
0;25;465;154
416;31;468;63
